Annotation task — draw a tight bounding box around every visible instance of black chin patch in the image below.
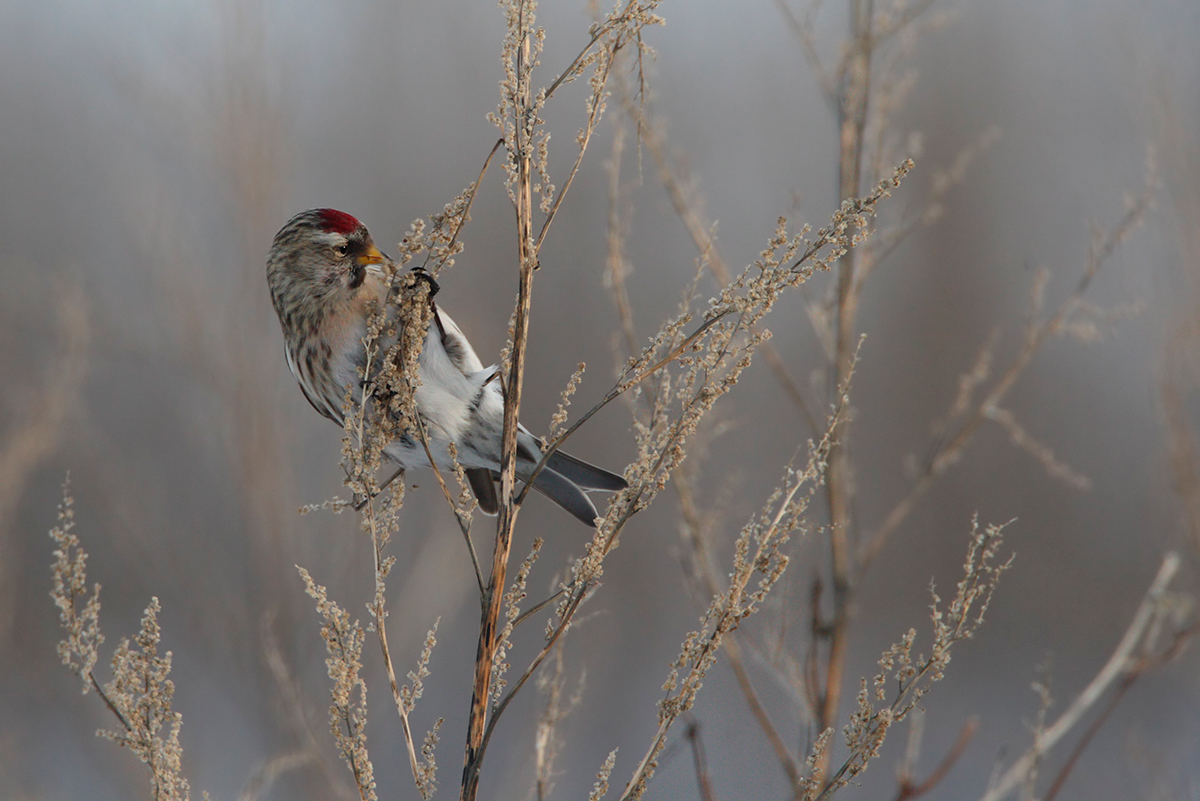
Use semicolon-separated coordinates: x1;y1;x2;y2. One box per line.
348;263;366;289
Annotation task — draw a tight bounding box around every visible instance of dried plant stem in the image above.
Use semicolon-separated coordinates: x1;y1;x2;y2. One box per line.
621;438;834;801
419;138;505;277
685;720;717;801
534;42;618;253
605;123;639;359
458;3;663;792
461;15;536;801
627;99;821;434
51;486;197;801
813;3;876;782
794;4;1150;785
373;622;423;791
895;717;979;801
413;415;485;593
514;309;733;507
858;185;1152;575
479;587;588;760
978;552;1181;801
675;476;805;794
365;513;424;793
812;519;1011;801
541;0;652;103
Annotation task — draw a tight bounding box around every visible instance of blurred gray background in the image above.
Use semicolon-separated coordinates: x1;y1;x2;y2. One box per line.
3;0;1199;799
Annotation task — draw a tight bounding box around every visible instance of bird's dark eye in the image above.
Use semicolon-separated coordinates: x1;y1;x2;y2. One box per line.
333;243;348;258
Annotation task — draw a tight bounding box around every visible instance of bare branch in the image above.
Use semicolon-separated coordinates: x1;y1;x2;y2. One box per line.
978;552;1181;801
859;182;1153;575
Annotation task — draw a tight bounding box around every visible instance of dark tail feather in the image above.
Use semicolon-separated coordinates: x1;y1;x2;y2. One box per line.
529;468;602;527
545;450;627;491
466;467;499;515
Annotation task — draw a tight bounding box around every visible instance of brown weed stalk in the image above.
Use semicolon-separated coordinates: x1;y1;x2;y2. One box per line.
461;2;662;798
50;484;199;801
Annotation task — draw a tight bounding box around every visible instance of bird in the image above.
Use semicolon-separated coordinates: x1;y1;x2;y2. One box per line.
266;208;627;526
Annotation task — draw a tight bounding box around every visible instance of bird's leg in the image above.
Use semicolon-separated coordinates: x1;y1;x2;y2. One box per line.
353;466;406;512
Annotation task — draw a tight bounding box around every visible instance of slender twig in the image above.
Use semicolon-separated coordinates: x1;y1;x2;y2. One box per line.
857;187;1152;576
366;522;424;790
674;472;805;794
542;1;640;102
621;441;833;801
774;0;837;108
89;674;135;735
978;552;1181;801
352;466;403;512
895;718;979;800
478;588;589;765
419;138;505;277
534;41;621;253
815;4;876;781
1039;617;1200;800
513;309;733;507
685;719;718;801
350;373;426;792
413;414;485;596
812;519;1011;801
512;587;567;629
625;94;821;435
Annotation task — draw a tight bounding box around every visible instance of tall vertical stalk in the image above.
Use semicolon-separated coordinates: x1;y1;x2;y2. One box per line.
460;13;537;801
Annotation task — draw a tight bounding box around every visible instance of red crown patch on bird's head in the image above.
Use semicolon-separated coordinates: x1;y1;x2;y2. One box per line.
317;209;361;235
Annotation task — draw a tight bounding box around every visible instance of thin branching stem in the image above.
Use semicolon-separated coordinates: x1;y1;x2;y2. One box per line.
419;138;505;276
413;414;486;596
367;529;424;790
977;552;1181;801
857;185;1153;576
461;10;537;799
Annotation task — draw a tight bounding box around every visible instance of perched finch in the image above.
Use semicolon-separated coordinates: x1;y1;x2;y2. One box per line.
266;208;627;526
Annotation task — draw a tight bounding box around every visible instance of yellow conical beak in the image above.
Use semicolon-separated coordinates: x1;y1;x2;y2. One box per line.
357;243;386;266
